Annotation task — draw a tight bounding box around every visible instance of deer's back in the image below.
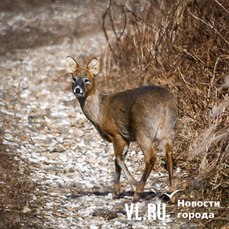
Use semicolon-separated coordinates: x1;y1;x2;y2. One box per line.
104;86;177;142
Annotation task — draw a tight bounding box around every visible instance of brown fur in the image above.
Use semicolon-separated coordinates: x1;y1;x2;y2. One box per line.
66;56;177;202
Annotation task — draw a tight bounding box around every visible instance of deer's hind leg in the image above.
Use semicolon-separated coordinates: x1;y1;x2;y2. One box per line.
160;139;175;192
133;136;156;202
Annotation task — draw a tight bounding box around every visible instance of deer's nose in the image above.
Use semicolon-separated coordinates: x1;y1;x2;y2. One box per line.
73;85;84;97
75;87;81;94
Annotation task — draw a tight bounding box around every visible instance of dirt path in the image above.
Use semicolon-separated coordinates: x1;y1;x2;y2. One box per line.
0;1;194;228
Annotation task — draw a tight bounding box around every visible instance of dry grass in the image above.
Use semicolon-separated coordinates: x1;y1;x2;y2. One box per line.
99;0;229;227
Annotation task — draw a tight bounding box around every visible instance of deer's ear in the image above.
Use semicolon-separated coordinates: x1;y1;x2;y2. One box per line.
66;56;79;73
87;58;99;75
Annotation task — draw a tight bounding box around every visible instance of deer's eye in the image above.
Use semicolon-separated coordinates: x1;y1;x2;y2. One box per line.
73;77;77;82
84;78;90;84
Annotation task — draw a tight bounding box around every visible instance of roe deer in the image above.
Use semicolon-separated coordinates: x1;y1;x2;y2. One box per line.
66;56;177;202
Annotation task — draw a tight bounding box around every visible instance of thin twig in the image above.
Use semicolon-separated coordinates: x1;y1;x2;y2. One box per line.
188;9;229;46
214;0;229;14
173;45;208;67
212;55;229;86
102;0;115;55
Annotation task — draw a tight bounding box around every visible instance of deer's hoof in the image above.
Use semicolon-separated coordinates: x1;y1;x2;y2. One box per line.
132;192;142;203
112;192;120;199
169;185;176;192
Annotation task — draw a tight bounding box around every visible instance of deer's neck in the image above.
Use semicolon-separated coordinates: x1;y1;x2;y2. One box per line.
78;89;106;127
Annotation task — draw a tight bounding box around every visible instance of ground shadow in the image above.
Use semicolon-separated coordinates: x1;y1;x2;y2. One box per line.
67;190;172;202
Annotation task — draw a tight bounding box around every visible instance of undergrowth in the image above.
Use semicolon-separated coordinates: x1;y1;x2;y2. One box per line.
98;0;229;227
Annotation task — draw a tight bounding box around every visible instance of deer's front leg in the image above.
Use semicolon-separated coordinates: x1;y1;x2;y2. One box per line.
112;136;137;195
113;159;121;199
